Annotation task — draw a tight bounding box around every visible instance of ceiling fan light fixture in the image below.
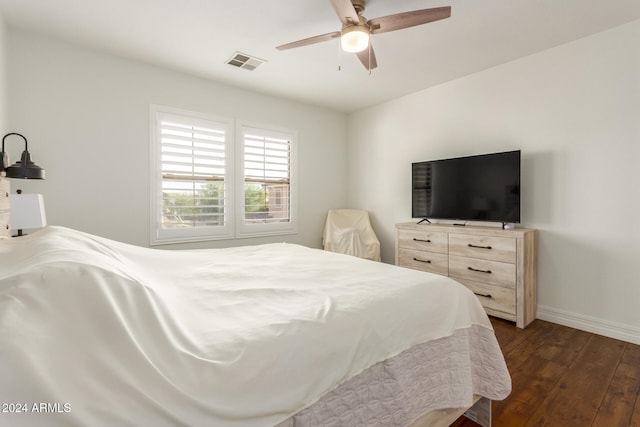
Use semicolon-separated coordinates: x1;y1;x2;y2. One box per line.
340;25;369;53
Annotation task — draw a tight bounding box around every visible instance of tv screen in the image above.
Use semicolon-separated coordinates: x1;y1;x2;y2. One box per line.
412;150;521;223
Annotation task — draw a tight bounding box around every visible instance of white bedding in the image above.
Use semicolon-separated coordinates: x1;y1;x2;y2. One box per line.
0;226;509;427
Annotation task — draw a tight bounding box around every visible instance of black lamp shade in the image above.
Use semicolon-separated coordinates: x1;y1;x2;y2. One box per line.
1;133;46;180
5;150;46;179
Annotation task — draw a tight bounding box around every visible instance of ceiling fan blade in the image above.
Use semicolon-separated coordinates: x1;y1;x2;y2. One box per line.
330;0;360;25
369;6;451;35
276;31;341;50
356;44;377;71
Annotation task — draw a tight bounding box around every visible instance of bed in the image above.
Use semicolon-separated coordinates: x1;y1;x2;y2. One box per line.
0;226;511;426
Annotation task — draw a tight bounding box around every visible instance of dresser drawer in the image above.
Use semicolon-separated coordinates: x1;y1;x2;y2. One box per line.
449;233;516;263
0;212;9;238
449;255;516;288
456;278;516;319
398;248;449;276
397;228;448;254
0;178;9;211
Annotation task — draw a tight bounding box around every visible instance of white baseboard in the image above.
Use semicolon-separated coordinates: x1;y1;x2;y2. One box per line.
537;305;640;345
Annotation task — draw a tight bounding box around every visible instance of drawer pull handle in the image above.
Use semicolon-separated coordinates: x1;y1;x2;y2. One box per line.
468;243;492;250
474;292;493;299
413;257;431;264
413;238;431;243
468;266;492;274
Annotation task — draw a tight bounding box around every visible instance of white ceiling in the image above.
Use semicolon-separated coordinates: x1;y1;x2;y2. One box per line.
1;0;640;113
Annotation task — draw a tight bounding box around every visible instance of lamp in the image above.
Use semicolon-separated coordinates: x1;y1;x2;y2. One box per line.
341;24;370;53
1;133;46;179
9;192;47;237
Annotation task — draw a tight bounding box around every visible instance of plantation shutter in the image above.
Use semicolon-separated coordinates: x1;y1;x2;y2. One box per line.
236;124;297;237
151;107;234;244
151;107;297;243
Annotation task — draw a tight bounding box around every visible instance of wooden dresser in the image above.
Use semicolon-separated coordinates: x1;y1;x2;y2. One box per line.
0;176;9;238
396;222;537;328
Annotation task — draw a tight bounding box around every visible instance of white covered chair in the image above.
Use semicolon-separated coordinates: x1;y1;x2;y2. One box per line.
322;209;381;262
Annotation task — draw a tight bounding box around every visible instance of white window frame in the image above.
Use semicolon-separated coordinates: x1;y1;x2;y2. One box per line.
150;107;298;244
150;105;234;245
235;121;298;238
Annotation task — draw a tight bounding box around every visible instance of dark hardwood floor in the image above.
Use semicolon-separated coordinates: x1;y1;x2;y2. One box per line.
453;317;640;427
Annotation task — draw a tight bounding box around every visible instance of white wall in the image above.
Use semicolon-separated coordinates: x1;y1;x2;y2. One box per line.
0;12;6;132
347;20;640;343
6;29;348;249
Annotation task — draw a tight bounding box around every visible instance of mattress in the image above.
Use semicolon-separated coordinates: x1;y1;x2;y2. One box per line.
0;226;510;426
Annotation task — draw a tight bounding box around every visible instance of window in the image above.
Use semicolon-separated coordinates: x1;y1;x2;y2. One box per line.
236;123;297;238
150;106;234;244
150;107;297;244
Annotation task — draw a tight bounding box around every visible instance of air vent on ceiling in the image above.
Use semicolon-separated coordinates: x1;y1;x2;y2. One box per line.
225;52;266;71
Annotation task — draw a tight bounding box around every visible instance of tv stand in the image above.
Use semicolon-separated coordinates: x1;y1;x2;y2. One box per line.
416;218;431;224
395;222;538;328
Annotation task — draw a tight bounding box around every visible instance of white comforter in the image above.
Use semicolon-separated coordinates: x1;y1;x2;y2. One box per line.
0;226;502;427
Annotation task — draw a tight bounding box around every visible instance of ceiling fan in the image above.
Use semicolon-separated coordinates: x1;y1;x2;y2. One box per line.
276;0;451;71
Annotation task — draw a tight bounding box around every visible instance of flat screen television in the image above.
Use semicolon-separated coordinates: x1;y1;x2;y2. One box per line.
412;150;521;224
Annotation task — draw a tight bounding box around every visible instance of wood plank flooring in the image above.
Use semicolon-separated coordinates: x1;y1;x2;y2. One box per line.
452;317;640;427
